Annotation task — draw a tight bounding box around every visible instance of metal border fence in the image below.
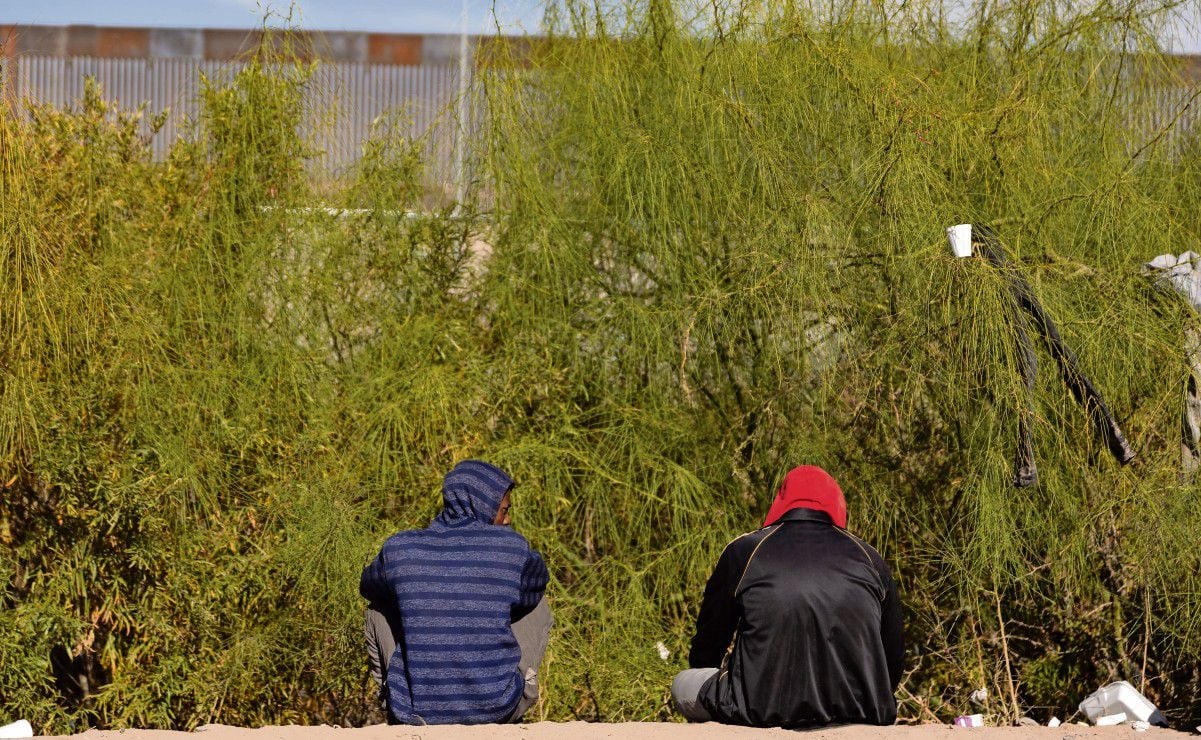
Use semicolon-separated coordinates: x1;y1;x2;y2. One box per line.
3;50;1201;199
2;55;467;191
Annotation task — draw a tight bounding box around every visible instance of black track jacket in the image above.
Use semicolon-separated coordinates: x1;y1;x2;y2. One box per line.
689;508;904;727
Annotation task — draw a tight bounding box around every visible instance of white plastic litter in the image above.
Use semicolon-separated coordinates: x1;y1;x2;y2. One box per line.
969;688;988;705
1047;717;1061;728
1132;721;1150;732
1095;713;1128;726
0;720;33;739
947;224;973;258
1145;252;1201;309
1079;681;1166;726
954;714;984;728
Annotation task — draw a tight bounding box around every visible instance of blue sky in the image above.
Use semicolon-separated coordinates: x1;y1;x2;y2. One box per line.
1;0;546;35
2;1;1199;51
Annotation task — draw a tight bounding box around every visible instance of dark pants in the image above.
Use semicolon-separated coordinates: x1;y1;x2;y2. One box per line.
365;597;554;723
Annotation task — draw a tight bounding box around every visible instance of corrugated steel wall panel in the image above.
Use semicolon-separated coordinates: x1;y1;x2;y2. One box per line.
7;54;466;189
9;52;1199;193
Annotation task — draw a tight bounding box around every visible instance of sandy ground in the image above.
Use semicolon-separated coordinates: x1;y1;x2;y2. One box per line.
41;724;1194;740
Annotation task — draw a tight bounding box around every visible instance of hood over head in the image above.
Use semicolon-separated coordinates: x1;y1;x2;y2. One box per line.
762;465;847;528
437;460;514;525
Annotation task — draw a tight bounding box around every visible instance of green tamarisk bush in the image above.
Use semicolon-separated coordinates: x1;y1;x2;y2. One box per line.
3;0;1201;730
482;0;1201;725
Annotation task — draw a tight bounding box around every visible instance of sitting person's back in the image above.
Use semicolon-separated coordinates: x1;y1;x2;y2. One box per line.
360;460;551;725
673;465;903;727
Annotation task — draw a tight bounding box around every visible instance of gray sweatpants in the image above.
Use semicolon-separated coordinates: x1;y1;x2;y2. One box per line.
672;667;719;722
365;597;554;723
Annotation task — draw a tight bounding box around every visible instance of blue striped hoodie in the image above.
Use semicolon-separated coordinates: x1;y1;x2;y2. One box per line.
359;460;550;724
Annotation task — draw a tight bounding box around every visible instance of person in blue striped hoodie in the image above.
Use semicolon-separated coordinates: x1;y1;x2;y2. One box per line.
360;460;552;725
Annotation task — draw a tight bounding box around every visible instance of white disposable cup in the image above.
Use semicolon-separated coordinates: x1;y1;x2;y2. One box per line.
947;224;973;258
0;721;32;739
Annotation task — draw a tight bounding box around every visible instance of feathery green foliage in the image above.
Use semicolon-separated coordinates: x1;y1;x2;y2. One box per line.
482;0;1201;725
4;0;1201;731
0;46;479;729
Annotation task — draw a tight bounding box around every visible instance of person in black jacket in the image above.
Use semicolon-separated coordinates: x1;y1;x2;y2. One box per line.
672;465;904;728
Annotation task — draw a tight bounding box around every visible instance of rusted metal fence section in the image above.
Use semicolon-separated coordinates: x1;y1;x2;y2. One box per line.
2;54;466;189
